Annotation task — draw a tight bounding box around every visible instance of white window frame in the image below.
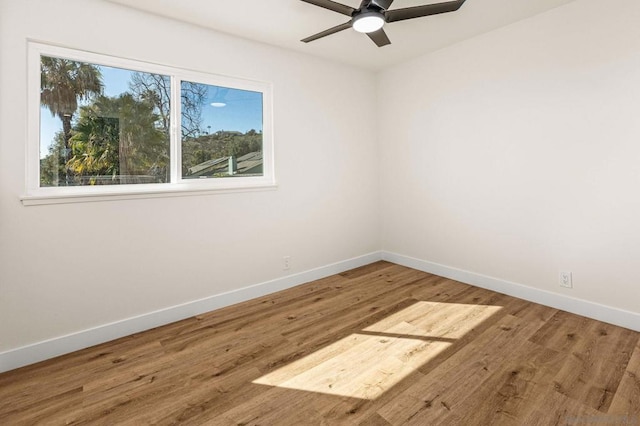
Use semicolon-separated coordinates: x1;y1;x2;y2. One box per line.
23;42;275;205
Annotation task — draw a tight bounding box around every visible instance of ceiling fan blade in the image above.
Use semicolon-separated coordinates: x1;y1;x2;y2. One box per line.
385;0;465;23
300;0;355;17
367;28;391;47
301;21;353;43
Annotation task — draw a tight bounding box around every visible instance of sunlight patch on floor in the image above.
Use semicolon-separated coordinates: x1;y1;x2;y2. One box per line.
253;301;503;400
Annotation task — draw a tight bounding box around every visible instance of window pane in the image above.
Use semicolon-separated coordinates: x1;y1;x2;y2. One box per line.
181;81;263;179
39;55;170;186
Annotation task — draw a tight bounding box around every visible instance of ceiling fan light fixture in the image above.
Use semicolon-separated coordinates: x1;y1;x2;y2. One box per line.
352;11;385;33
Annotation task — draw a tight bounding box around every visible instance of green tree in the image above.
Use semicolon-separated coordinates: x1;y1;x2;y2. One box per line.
40;56;103;185
68;94;169;184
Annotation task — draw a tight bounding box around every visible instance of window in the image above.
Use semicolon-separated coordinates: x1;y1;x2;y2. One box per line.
180;81;265;179
25;43;274;204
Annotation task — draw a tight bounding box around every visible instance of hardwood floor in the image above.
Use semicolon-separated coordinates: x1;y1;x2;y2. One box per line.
1;261;638;425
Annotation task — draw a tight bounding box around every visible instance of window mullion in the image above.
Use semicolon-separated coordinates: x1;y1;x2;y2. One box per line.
170;75;181;184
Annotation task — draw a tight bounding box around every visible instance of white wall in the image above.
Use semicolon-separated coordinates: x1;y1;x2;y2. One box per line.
3;0;639;370
0;0;379;353
379;0;640;315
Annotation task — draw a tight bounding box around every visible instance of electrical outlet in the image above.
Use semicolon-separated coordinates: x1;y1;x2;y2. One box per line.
559;271;572;288
283;256;291;271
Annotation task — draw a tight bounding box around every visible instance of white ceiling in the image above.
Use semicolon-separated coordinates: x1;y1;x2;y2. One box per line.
107;0;576;71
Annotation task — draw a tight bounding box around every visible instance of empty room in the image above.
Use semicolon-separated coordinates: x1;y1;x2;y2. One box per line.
1;0;639;424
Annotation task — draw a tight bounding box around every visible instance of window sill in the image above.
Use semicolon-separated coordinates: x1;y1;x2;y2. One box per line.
21;181;278;206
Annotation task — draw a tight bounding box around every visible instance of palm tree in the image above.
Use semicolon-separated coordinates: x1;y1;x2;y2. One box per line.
40;56;102;185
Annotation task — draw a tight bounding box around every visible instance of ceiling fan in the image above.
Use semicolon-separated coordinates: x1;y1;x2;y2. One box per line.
300;0;466;47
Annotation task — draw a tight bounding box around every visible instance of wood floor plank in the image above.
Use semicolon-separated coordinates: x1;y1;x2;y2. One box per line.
376;310;551;425
518;387;612;426
452;342;566;425
220;386;339;426
358;412;393;426
0;262;637;425
608;337;640;421
531;311;638;412
128;367;264;425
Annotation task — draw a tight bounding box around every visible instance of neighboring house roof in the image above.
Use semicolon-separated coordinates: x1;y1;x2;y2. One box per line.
186;151;263;177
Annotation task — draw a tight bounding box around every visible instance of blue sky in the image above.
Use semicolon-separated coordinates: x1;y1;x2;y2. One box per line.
197;84;263;135
40;64;263;157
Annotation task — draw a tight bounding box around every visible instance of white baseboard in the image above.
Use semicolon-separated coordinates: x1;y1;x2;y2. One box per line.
4;251;637;374
382;251;640;332
0;251;383;373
